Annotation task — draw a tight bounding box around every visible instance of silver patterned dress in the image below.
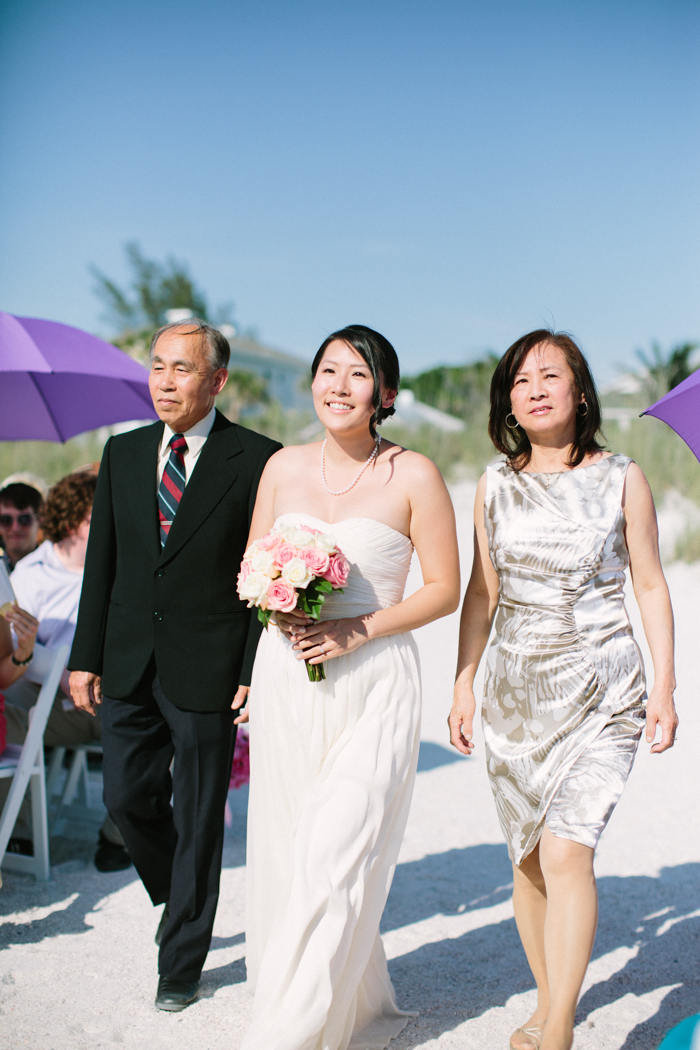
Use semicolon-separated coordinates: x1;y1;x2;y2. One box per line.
483;453;646;865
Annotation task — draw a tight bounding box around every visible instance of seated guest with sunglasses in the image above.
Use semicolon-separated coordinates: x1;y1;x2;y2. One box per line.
0;479;46;573
0;470;130;871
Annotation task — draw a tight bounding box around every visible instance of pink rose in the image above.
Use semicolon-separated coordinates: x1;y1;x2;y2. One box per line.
257;531;281;552
238;560;252;584
273;543;298;568
301;546;330;576
266;579;298;613
324;552;350;588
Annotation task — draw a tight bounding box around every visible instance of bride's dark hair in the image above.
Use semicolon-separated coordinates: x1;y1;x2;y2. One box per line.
311;325;400;438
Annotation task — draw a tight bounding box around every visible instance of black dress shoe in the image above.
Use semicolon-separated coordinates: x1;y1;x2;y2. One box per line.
94;832;132;873
155;904;169;946
155;977;199;1012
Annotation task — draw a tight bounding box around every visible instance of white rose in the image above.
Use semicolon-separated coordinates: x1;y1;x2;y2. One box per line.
314;533;336;554
281;557;314;588
238;571;269;605
244;540;261;560
283;528;316;548
251;550;279;577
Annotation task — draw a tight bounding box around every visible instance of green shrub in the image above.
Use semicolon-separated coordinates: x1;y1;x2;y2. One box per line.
401;357;498;419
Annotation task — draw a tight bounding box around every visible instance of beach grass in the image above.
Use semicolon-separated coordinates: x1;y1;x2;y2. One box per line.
1;406;698;515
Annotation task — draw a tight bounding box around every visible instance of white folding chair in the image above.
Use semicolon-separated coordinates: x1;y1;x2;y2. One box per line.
0;645;69;881
46;743;103;808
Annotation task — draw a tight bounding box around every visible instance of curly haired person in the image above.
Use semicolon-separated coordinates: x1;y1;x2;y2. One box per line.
0;469;130;871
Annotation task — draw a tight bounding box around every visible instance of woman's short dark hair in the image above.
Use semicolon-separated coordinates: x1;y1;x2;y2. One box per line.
41;470;97;543
311;325;400;438
489;329;604;470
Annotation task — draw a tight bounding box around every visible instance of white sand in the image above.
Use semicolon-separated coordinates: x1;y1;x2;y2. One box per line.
1;479;698;1050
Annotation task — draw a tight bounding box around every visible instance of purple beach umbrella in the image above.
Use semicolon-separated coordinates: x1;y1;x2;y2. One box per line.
0;312;157;442
642;368;700;464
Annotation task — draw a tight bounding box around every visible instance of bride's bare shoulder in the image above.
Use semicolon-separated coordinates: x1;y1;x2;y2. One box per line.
265;442;321;474
381;440;445;483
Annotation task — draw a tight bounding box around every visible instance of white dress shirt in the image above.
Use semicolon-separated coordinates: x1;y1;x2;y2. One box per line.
10;540;83;684
157;405;217;486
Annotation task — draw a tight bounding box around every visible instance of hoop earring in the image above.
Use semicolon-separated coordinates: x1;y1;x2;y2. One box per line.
505;413;520;430
577;402;588;418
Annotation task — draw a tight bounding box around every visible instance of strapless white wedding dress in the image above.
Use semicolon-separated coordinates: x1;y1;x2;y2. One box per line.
242;513;421;1050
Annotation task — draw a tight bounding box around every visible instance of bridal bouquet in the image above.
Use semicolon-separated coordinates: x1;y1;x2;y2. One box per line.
237;523;350;681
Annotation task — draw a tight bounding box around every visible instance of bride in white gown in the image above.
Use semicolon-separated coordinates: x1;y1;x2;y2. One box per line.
234;325;460;1050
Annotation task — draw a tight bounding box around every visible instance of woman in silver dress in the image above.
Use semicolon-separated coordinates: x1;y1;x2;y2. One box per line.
449;329;678;1050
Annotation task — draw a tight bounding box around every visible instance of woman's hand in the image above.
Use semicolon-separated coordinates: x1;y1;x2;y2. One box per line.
290;617;369;665
645;684;678;753
232;684;250;724
273;608;313;637
4;604;38;662
448;679;476;756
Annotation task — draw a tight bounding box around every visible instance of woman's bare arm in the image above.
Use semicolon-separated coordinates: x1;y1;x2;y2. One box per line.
365;455;460;636
624;462;678;753
448;473;500;755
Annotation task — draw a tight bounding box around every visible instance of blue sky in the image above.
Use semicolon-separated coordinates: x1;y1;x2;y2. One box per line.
0;0;698;379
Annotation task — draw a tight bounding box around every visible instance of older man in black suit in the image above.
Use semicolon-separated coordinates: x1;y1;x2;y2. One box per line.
69;320;281;1011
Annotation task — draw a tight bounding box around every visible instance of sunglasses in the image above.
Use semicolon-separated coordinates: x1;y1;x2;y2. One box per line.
0;513;35;528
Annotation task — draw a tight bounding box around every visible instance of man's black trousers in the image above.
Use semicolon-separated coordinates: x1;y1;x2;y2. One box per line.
101;659;236;982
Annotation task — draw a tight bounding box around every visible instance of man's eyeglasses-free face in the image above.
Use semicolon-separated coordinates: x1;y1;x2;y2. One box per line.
0;513;36;528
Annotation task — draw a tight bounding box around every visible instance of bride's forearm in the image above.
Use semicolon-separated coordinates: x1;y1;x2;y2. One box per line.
360;581;460;641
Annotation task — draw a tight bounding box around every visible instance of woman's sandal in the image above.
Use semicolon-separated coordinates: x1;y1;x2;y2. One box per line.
509;1019;546;1050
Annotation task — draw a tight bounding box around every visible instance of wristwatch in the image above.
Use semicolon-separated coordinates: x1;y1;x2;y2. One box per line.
11;651;33;667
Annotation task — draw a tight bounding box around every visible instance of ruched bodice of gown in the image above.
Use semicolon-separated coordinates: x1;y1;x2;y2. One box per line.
243;514;420;1050
483;454;646;864
277;513;415;618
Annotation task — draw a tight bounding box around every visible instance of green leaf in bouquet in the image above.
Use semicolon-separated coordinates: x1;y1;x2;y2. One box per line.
313;579;334;595
296;582;345;621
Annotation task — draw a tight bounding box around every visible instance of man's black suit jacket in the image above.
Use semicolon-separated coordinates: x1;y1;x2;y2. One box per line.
68;410;281;712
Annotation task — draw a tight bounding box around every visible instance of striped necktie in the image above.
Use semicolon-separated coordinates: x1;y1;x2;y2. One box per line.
158;434;187;546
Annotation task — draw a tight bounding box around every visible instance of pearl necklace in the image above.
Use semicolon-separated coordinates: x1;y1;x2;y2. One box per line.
321;436;381;496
